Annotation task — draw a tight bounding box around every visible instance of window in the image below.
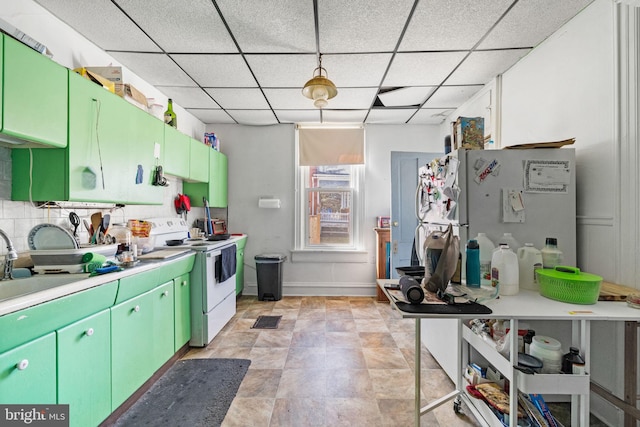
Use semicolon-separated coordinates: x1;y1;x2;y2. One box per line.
295;127;365;252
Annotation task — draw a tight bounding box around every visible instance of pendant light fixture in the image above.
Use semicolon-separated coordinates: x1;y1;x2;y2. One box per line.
302;54;337;109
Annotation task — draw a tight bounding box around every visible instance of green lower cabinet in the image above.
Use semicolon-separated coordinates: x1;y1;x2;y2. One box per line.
174;273;191;352
110;290;156;410
57;309;111;427
236;236;247;295
0;332;56;404
151;282;175;368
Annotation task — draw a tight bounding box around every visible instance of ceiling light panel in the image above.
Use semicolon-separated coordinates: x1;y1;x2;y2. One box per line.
384;52;467;86
109;52;194;86
246;54;318;88
115;0;237;53
409;108;456;125
400;0;512;51
216;0;315;52
377;87;435;107
320;54;392;87
205;88;269;109
171;54;257;87
321;110;369;123
422;85;484;108
275;110;321;123
446;50;530;85
367;108;418;124
326;88;379;109
35;0;160;52
158;87;219;109
478;0;594;49
187;109;236;124
227;110;279;126
319;0;415;52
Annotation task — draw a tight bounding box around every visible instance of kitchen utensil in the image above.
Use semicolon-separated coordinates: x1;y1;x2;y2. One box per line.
165;239;186;246
69;212;80;237
207;233;230;241
203;197;212;236
101;213;111;235
537;266;602;304
91;212;103;236
83;219;92;234
28;223;79;250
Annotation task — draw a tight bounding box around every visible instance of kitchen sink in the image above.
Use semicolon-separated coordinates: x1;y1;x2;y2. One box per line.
0;275;87;302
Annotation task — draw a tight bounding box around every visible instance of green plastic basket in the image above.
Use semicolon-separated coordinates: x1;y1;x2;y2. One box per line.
536;266;602;305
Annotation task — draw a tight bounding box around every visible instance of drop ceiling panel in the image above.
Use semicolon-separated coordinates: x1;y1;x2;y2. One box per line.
216;0;316;52
115;0;237;53
479;0;594;49
366;108;418;124
319;0;415;52
383;52;467;86
187;109;236;124
263;88;317;109
35;0;160;52
275;110;321;123
171;54;257;87
423;85;484;108
321;110;369;123
246;54;318;88
227;110;278;126
205;88;269;109
325;88;379;109
400;0;512;51
410;109;456;125
446;50;530;85
109;52;194;86
378;87;435;107
321;54;393;87
157;87;219;109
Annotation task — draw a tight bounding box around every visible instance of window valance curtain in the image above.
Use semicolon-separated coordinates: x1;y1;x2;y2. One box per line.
298;128;364;166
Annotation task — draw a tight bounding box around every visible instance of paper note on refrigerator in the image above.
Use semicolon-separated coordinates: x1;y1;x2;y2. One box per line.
524;160;571;193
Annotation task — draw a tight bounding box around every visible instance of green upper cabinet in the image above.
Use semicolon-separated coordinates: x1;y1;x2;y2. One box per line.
2;35;68;148
188;138;209;182
183;149;228;208
11;72;164;204
163;125;190;178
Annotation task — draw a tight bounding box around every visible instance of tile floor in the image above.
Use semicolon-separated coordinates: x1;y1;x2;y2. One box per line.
183;296;481;427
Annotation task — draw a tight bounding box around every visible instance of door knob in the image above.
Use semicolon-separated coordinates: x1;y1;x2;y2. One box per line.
392;221;399;227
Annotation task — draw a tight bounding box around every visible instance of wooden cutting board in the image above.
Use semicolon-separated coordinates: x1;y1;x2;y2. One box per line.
598;281;638;301
137;249;191;260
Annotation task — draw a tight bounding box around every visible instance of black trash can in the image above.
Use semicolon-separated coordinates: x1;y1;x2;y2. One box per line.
255;254;287;301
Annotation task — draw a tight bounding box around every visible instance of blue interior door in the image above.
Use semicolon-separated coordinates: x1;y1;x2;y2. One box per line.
390;151;441;278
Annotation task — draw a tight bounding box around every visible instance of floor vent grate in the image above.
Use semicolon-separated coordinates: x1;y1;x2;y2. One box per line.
251;315;282;329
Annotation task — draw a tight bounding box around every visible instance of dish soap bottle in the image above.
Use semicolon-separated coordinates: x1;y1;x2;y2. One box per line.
541;237;563;269
164;98;177;128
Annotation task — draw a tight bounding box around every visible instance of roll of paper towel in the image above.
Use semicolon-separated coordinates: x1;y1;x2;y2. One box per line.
258;198;281;209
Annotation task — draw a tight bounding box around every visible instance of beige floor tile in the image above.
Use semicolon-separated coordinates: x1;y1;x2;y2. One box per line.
294;318;326;332
297;308;327;320
209;347;252;359
242;306;273;319
326;298;351;309
359;332;397;348
349;297;377;307
273;297;302;309
355;318;391;333
229;318;257;331
377;398;440;427
369;369;419;399
362;347;411;369
300;296;327;309
269;398;325;427
326;331;361;348
221;397;274;427
254;330;293;348
248;347;290;369
276;368;327;398
392;331;418;349
217;330;260;348
181;347;216;359
325;368;373;398
421;368;456;401
325;397;384;427
236;369;282;398
326;307;354;319
326;318;357;332
325;347;367;369
291;330;326;347
285;346;326;369
400;347;442;370
270;308;300;321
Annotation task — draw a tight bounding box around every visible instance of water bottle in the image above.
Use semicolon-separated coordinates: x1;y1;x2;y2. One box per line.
465;239;481;288
475;233;495;287
518;243;543;291
491;244;519;296
541;237;563;269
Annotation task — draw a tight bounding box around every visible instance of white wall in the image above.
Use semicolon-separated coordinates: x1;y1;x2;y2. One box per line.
211;123;442;296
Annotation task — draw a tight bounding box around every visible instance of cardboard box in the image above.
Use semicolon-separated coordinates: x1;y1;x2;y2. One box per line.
0;17;53;57
73;68;115;93
115;83;148;108
453;116;484;150
82;66;123;84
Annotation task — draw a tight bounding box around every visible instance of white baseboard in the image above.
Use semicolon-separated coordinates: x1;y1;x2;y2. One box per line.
243;281;377;297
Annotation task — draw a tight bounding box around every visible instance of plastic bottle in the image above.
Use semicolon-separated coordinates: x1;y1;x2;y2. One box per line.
475;233;495;287
562;347;585;374
517;243;543;291
164;98;177;128
491;244;519;296
465;239;481;288
530;335;563;374
497;232;521;252
541;237;563;269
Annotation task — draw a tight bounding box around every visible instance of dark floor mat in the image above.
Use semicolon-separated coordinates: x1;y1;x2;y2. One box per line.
113;358;250;427
251;315;282;329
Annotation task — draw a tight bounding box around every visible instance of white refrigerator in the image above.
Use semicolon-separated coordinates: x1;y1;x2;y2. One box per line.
416;147;577;383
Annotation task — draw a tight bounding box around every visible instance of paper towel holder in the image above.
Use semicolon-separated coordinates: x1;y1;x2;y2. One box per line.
258;196;281;209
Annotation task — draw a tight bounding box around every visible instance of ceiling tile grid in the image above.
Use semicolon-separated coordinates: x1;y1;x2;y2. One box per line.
33;0;595;125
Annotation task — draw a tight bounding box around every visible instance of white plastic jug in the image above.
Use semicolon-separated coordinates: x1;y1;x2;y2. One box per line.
497;232;521;251
475;233;495;287
518;243;543;291
491;244;519;296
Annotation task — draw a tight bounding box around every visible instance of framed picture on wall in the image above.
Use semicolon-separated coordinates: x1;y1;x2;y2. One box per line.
377;216;390;228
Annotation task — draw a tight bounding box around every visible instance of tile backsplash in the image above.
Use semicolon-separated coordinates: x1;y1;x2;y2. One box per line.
0;147;208;255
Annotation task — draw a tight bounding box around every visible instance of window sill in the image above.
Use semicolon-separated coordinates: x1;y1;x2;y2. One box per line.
290;250;368;263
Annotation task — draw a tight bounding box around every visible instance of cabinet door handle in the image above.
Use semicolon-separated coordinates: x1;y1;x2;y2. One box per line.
85;328;95;336
163;290;169;297
181;280;187;287
133;305;140;313
16;359;29;370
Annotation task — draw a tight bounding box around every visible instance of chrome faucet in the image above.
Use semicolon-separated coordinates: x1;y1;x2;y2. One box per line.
0;229;18;280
